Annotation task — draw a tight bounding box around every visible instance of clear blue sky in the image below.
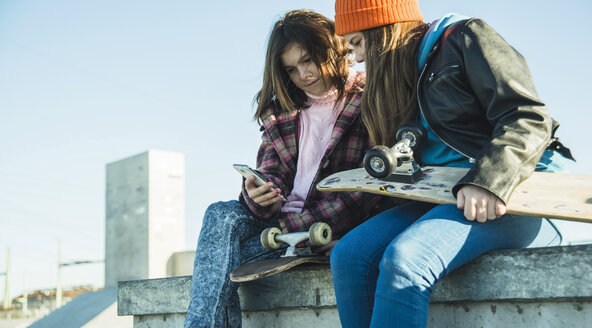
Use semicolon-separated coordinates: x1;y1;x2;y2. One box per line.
1;0;591;299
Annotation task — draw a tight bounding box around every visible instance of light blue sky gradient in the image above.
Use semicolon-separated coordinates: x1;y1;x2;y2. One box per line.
1;0;591;299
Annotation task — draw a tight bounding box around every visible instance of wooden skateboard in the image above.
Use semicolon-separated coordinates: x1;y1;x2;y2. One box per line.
317;167;592;222
317;124;592;223
230;223;333;282
230;256;330;283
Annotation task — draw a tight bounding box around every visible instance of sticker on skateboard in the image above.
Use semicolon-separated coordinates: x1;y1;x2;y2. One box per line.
230;222;332;282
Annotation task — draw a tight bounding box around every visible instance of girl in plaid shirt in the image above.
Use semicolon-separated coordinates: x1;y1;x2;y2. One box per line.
184;10;390;328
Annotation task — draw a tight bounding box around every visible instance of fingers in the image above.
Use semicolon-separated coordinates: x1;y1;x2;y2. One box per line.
470;197;495;223
464;196;493;222
457;189;465;210
244;175;260;192
463;196;477;221
260;191;283;207
477;197;498;222
255;188;283;207
495;198;507;217
458;185;504;222
487;197;497;221
245;176;283;207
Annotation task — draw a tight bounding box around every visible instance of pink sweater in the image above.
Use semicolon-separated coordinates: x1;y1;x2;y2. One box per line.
281;70;356;214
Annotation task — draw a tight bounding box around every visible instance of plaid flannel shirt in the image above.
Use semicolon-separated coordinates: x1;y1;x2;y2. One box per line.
239;73;389;238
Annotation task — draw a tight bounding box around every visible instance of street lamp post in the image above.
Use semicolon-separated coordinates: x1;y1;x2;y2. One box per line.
2;248;11;310
55;238;104;308
56;259;104;308
56;240;62;308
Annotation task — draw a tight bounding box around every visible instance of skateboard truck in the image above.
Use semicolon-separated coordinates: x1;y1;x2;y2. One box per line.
260;222;333;257
364;124;426;183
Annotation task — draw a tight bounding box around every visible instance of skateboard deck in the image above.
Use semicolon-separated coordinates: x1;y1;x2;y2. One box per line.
317;167;592;223
230;256;329;283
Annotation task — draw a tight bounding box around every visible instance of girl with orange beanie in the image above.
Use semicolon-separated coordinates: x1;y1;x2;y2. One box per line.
183;9;390;327
329;0;574;326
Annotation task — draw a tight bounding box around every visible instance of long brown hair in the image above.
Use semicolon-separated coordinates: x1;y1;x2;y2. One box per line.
254;10;352;122
362;21;428;146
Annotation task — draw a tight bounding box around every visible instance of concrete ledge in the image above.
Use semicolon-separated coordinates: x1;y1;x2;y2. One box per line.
118;277;191;316
431;244;592;302
238;264;336;311
117;245;592;327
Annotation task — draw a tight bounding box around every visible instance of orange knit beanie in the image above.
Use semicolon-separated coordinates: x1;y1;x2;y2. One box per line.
335;0;424;35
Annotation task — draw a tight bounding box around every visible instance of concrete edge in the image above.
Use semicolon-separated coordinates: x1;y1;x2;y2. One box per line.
117;245;592;315
118;276;191;316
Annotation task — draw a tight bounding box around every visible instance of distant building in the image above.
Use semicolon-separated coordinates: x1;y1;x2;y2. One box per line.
105;149;186;287
1;286;95;318
0;286;98;328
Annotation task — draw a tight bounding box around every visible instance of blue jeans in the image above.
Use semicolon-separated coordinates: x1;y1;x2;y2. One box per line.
184;200;281;328
330;201;561;328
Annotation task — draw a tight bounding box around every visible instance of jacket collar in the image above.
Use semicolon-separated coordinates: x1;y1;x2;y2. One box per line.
418;13;470;70
260;108;299;173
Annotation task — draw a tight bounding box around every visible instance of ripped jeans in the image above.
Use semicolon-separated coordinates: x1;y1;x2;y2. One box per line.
184;200;281;328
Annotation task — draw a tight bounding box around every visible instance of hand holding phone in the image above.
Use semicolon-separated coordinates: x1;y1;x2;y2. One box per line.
233;164;285;203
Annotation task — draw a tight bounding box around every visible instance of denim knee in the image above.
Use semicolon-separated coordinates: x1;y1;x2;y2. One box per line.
330;238;360;271
330;240;346;268
379;241;434;290
202;200;246;228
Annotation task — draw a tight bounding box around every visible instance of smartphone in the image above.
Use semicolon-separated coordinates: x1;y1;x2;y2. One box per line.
233;164;285;201
233;164;270;187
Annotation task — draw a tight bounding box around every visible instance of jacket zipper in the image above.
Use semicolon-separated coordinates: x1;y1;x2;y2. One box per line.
417;62;476;164
427;64;460;83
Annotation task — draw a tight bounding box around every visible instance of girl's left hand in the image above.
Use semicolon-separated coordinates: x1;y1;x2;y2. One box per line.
457;185;507;222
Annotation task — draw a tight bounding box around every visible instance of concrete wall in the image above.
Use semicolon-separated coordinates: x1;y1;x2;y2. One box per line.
118;244;592;327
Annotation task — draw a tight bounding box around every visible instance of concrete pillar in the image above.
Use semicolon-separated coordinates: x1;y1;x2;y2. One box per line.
105;150;185;288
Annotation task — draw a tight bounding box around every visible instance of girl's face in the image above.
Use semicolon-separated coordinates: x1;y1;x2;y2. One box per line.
344;32;366;63
280;43;329;97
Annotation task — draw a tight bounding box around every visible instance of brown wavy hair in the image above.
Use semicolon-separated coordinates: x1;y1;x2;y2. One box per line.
362;21;429;146
254;10;353;122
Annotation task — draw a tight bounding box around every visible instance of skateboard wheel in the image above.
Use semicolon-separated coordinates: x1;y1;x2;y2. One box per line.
261;227;282;250
364;146;398;179
308;222;332;247
396;124;426;151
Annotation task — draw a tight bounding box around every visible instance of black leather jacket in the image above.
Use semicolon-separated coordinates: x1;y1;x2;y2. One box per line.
417;18;571;203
